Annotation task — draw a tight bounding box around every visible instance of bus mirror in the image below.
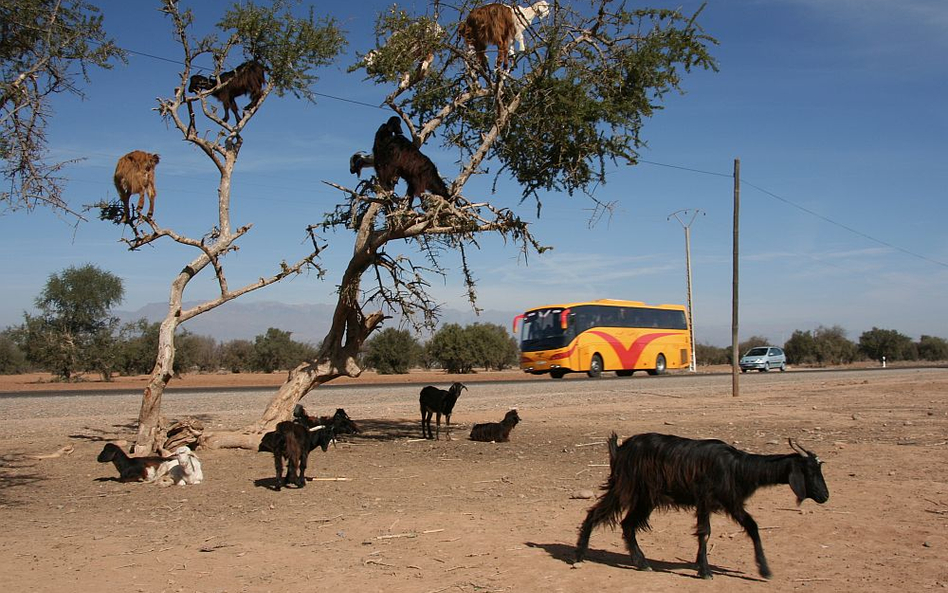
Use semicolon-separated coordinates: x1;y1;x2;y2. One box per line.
512;314;524;333
560;308;571;330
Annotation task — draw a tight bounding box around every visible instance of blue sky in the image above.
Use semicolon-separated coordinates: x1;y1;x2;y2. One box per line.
2;0;946;347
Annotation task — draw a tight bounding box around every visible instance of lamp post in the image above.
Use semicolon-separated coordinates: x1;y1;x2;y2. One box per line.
668;209;704;372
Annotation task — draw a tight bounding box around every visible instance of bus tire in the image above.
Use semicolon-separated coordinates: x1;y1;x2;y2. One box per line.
587;354;603;378
550;369;566;379
616;369;635;377
647;353;666;376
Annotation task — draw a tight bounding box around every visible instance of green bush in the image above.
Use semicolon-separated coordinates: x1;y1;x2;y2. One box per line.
364;328;421;374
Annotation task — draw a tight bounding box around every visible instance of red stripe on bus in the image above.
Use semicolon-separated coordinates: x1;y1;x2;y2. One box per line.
587;331;675;368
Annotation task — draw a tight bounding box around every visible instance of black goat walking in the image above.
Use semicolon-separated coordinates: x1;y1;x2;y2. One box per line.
372;116;451;203
469;409;520;442
419;382;467;440
258;421;333;491
575;433;829;579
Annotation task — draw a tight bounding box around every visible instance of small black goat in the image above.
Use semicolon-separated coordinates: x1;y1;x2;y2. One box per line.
188;61;266;122
372;116;451;203
469;409;520;442
96;442;174;483
575;433;829;579
294;405;361;436
419;381;467;440
258;421;334;491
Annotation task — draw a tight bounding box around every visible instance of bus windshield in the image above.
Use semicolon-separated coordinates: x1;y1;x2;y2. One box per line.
519;308;572;352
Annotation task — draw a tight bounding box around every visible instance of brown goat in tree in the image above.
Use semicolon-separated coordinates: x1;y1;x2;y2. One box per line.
188;61;266;122
113;150;160;223
460;1;550;75
372;116;450;204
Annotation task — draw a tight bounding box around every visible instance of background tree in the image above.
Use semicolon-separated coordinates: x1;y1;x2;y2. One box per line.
229;0;717;448
917;335;948;362
427;323;478;374
363;327;421;374
783;329;817;365
0;0;125;216
812;325;859;365
13;264;123;380
467;323;519;371
695;342;729;365
251;328;313;373
738;335;770;355
859;327;916;362
124;0;345;452
221;339;254;373
0;331;28;374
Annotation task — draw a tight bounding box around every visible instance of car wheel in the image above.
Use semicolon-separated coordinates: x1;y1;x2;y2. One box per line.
550;369;566;379
741;368;747;373
647;353;666;376
779;363;786;372
587;354;603;378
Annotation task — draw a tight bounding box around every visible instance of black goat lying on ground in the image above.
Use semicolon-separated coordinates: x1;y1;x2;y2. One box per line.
258;421;333;491
96;442;174;482
372;116;451;203
575;433;829;579
188;61;266;122
469;409;520;442
294;405;360;436
419;382;466;440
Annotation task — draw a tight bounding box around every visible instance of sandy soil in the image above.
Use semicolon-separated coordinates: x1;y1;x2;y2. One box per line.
1;367;946;592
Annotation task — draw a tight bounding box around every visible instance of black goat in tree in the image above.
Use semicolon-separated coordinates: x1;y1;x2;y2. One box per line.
351;116;451;207
575;433;829;580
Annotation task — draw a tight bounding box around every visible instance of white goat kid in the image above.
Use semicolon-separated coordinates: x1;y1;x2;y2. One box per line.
169;446;203;486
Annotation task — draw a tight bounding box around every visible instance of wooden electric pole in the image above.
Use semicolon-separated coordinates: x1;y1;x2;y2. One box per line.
732;158;740;397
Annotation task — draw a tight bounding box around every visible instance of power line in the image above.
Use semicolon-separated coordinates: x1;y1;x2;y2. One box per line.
636;161;948;269
22;16;942;270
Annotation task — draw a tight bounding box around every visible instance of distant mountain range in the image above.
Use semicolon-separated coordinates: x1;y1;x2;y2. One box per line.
115;300;520;345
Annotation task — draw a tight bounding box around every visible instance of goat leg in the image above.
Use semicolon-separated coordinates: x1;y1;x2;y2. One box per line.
694;508;713;579
273;454;284;491
731;507;771;579
621;505;653;572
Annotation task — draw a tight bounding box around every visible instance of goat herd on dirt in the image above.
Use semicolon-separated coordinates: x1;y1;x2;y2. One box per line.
98;379;830;581
103;0;832;581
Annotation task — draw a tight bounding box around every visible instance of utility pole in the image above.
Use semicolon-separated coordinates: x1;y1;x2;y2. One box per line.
732;158;740;398
668;209;703;372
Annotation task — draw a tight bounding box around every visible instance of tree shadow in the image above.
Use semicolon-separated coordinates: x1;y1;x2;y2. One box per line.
525;541;761;582
0;452;46;506
349;417;421;441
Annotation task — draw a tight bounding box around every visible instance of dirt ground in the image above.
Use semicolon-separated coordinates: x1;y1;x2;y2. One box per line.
1;367;946;592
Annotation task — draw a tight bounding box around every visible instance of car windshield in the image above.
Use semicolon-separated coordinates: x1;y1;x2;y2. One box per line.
745;347;769;357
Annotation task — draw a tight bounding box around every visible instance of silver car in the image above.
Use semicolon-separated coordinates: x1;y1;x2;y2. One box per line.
739;346;786;372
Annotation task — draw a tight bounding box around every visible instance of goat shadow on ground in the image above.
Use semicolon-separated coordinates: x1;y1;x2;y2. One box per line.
525;542;760;582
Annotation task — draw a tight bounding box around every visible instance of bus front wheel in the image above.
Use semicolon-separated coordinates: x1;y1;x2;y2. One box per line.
587;354;604;378
647;353;667;376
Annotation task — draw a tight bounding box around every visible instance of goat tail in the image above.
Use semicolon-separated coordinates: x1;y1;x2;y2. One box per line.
607;432;619;471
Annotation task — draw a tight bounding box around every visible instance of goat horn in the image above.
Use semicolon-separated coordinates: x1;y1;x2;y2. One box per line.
788;438;812;457
310;425;327;432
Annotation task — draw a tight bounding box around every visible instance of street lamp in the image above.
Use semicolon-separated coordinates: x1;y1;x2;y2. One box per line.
668;209;704;372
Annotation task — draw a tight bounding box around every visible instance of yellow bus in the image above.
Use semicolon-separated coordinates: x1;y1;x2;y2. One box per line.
513;299;691;379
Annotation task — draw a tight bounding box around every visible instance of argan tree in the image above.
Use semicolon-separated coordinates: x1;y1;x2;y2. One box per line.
0;0;124;216
204;0;717;448
126;0;345;452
